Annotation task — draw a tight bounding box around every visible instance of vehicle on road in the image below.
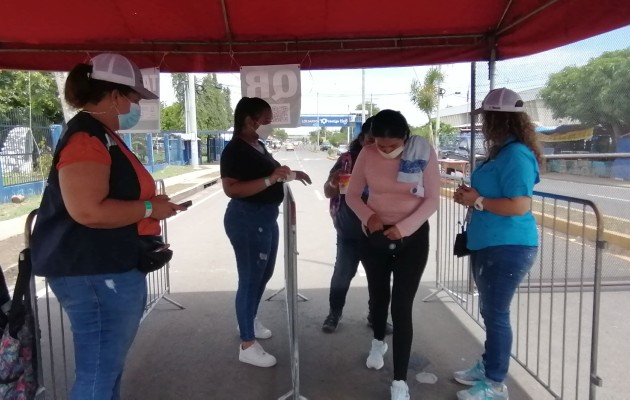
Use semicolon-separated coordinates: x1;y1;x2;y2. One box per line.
440;133;486;163
285;142;295;151
320;142;332;151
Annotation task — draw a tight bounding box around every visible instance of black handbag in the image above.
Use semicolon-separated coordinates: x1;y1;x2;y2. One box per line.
453;223;471;258
138;235;173;274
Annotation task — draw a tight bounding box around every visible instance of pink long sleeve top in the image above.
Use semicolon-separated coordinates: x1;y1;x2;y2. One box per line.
345;143;440;237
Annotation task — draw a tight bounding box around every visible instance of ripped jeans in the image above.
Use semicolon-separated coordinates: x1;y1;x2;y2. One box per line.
224;199;279;342
471;245;537;383
47;269;147;400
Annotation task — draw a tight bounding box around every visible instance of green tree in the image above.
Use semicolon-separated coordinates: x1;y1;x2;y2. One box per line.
355;102;381;118
160;102;184;131
329;131;348;146
540;48;630;139
0;71;62;123
410;67;444;146
171;73;188;104
272;128;289;142
410;121;458;143
309;128;334;145
166;73;233;132
196;74;233;130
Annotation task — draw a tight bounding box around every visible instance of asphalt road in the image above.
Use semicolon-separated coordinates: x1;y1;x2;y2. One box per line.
536;179;630;222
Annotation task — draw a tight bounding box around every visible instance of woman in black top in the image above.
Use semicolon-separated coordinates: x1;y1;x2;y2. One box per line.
221;97;311;367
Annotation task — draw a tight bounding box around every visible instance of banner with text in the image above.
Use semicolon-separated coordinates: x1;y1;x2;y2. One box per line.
240;65;301;128
120;67;160;134
300;115;351;127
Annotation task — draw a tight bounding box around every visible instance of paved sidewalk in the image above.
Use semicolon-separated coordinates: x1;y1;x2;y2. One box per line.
0;165;220;242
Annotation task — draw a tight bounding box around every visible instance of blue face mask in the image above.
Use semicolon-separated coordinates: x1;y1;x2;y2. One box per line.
118;102;142;130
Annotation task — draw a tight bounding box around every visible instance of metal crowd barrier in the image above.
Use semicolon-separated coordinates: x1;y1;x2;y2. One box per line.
142;179;184;321
278;185;308;400
24;210;46;400
427;174;605;400
27;179;182;398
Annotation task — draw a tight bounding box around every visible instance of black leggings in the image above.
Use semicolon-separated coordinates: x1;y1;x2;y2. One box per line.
360;222;430;381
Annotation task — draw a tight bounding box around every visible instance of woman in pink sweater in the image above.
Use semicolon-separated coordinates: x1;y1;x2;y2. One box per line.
346;110;440;400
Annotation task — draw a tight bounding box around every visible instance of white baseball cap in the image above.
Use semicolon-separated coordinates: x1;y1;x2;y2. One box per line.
89;53;158;100
473;87;524;114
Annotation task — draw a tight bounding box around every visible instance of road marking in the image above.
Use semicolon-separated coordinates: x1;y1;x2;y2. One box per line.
587;193;630;203
314;190;324;201
169;188;224;222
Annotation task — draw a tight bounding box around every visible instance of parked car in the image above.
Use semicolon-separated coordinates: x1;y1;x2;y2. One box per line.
440;134;486;163
320;142;332;151
438;133;487;175
336;144;349;156
285;142;295;151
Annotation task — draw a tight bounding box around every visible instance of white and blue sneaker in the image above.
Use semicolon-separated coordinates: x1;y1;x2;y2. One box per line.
454;360;486;386
457;379;509;400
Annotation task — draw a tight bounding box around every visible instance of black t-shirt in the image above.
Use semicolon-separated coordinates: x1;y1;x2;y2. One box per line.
220;137;284;205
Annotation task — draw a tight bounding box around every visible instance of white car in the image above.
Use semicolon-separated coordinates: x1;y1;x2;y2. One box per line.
285;143;295;151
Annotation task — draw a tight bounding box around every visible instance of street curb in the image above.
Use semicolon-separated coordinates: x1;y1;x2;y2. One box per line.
168;176;221;203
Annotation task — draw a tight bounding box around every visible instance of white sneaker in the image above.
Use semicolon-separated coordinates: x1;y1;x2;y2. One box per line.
366;339;388;370
239;341;277;367
236;318;273;340
254;318;272;339
391;380;410;400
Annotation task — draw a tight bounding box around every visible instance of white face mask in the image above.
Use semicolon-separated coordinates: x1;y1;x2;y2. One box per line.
377;146;404;159
256;124;273;140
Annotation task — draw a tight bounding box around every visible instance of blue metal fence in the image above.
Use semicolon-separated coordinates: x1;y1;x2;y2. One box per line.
0;127;189;204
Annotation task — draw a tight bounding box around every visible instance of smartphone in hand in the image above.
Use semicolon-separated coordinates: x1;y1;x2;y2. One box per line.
179;200;193;209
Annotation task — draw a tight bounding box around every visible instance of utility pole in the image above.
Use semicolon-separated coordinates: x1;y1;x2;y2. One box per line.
435;88;445;148
434;65;443;149
370;93;373;117
347;105;351;144
186;73;199;167
361;69;366;123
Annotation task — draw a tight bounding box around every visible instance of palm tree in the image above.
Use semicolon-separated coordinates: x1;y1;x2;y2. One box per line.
410;67;444;146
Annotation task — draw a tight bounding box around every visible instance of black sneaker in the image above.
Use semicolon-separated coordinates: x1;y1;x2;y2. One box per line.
367;312;394;335
322;310;342;333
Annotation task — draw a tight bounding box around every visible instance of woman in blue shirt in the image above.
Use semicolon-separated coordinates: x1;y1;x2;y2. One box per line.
453;88;542;400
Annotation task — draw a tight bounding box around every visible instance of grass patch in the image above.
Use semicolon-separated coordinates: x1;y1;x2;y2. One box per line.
0;165;199;222
151;165;196;180
0;195;42;222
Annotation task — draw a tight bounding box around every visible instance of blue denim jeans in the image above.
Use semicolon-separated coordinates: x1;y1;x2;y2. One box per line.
328;235;362;313
48;269;147;400
471;245;537;383
224;199;279;342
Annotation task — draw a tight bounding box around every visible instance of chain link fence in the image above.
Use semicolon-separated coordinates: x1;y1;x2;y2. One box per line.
0;109;55;186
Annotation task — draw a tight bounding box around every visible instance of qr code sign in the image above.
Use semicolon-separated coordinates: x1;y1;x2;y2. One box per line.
271;103;291;124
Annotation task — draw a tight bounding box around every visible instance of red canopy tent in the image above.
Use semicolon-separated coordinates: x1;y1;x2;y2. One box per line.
1;0;629;72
